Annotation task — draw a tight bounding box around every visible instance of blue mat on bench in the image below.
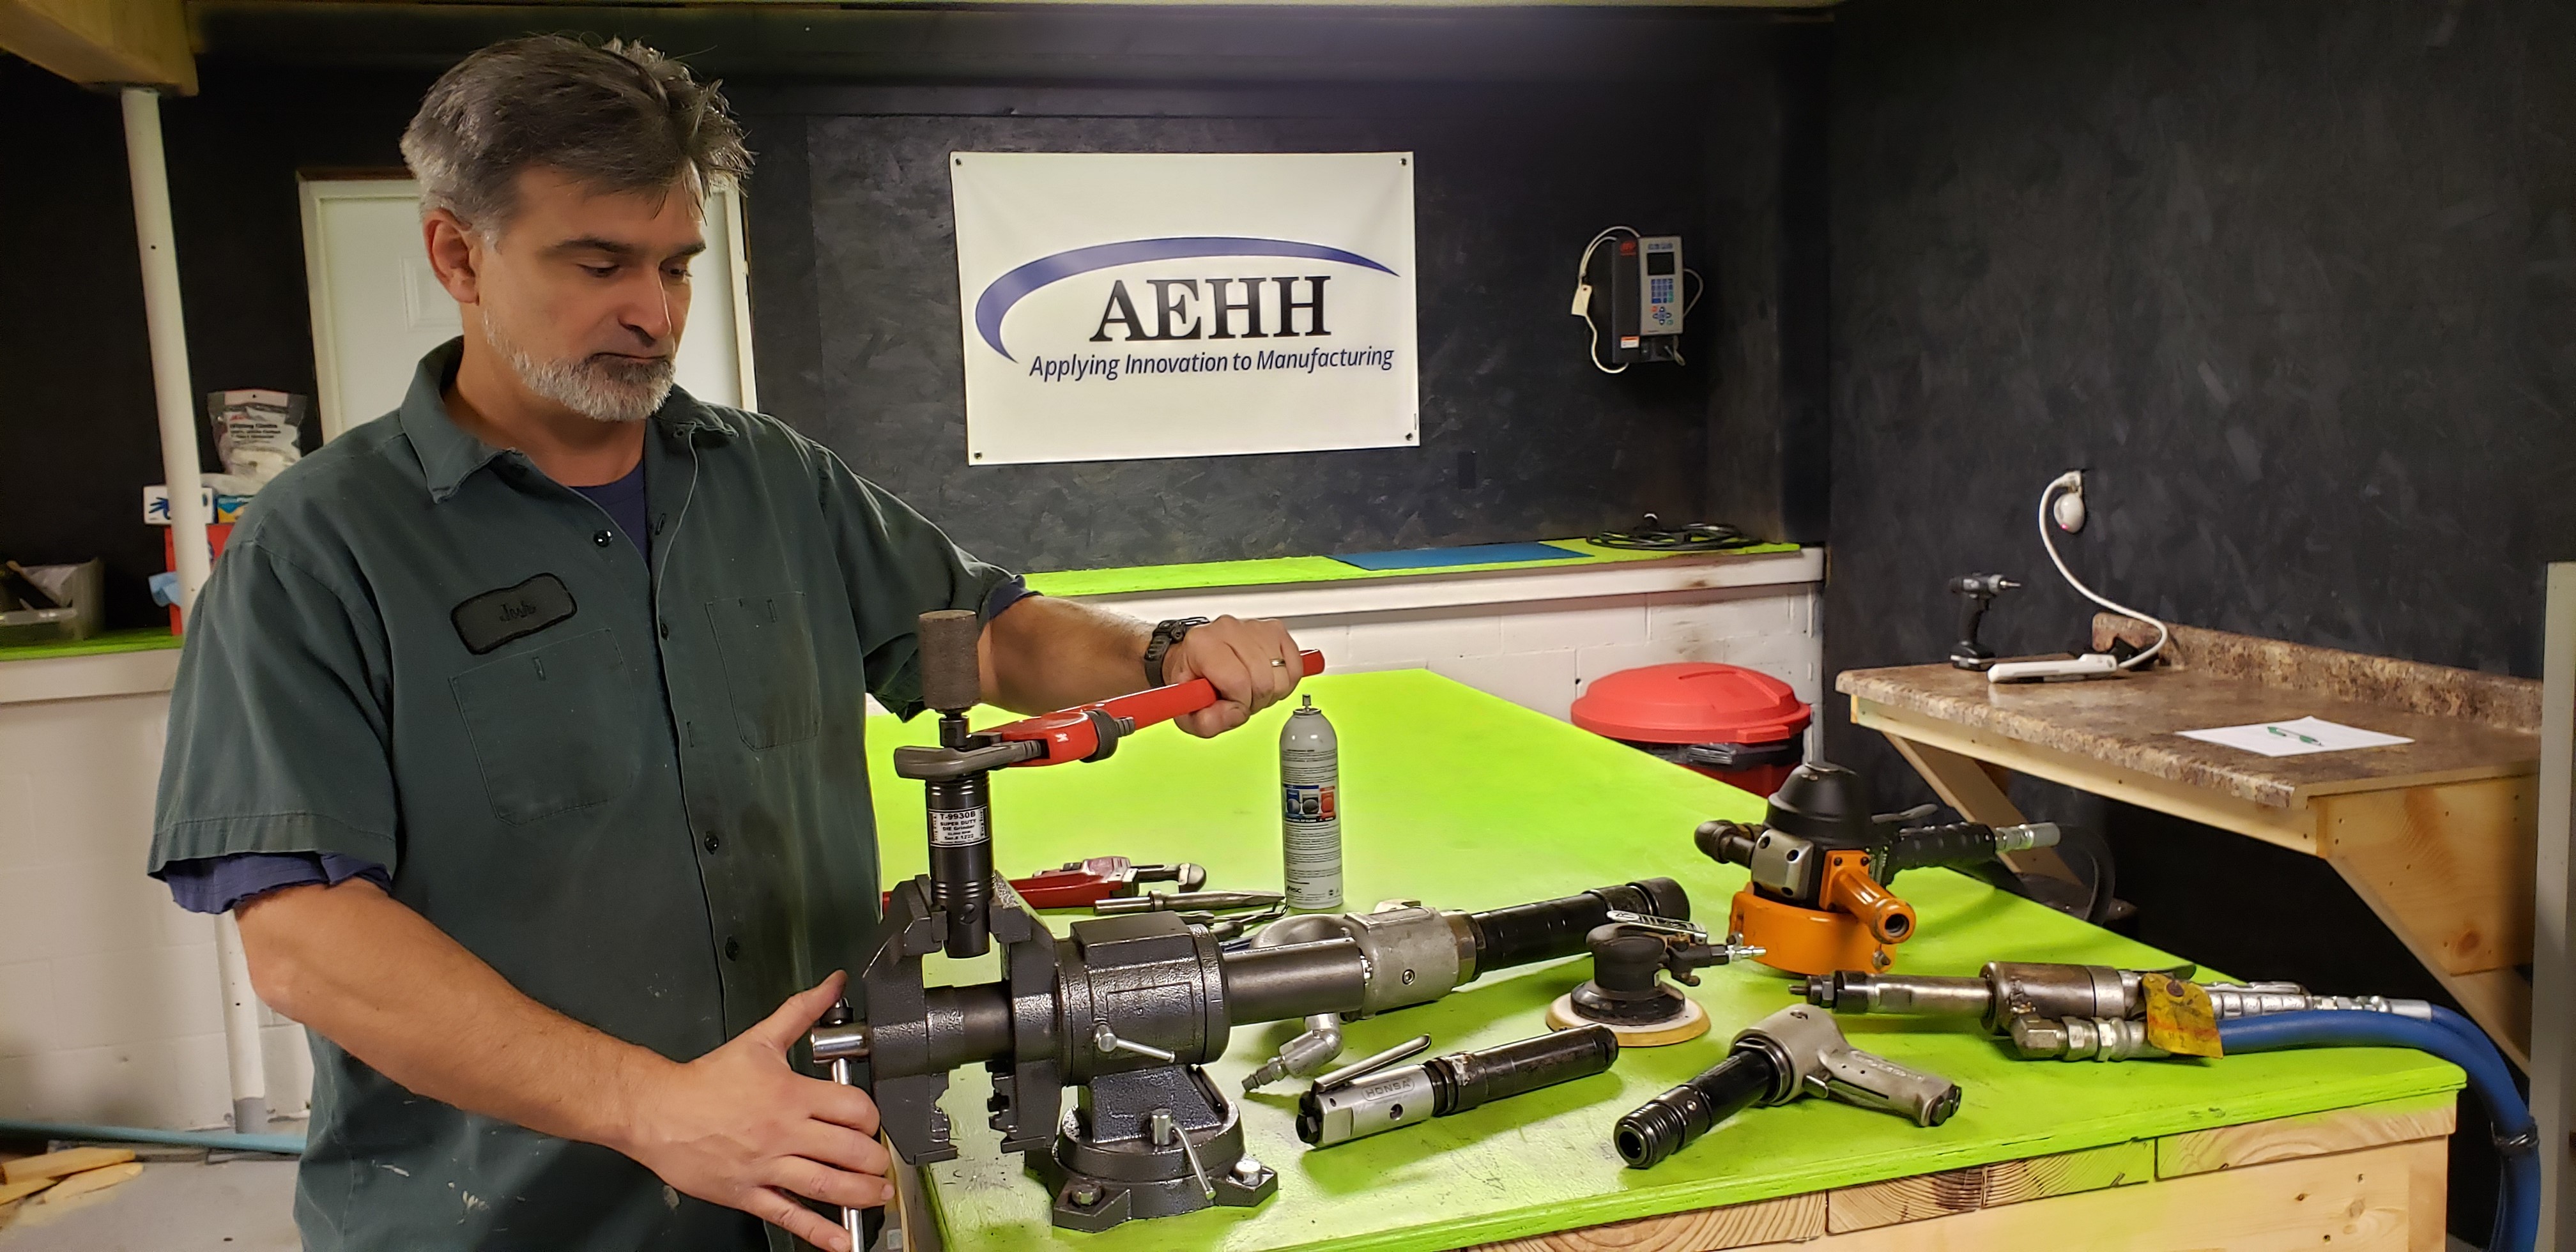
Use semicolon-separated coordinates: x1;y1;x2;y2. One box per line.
1330;542;1589;571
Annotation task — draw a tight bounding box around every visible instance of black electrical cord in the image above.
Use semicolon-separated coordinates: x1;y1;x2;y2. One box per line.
1590;514;1761;553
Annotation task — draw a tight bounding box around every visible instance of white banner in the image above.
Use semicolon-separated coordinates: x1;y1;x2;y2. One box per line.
950;151;1419;465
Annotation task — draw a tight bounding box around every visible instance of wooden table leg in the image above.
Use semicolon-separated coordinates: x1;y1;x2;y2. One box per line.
1880;731;2086;889
1466;1099;2454;1251
1880;730;2537;1067
890;1144;937;1252
2313;781;2536;1069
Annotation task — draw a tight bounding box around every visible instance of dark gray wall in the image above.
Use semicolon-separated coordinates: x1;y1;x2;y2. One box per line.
738;58;1823;572
6;8;1827;623
1827;0;2576;703
1825;1;2576;1234
0;60;430;627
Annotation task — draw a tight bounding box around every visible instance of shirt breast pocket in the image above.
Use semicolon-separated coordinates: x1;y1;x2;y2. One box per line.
705;592;824;750
450;629;645;824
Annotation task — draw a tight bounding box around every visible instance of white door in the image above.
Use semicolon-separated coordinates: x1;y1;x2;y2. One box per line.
298;177;758;441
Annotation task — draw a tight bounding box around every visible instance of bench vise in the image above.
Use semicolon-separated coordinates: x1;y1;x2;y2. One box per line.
811;612;1691;1230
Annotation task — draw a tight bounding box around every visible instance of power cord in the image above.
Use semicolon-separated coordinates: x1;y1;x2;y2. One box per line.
2036;472;2168;669
1590;514;1757;552
1571;226;1637;375
1682;268;1705;316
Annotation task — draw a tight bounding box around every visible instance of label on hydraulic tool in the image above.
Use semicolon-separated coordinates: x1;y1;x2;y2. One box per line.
929;807;990;848
2141;973;2223;1057
1280;696;1344;911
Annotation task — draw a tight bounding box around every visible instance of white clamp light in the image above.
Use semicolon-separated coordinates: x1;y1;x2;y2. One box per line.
1990;471;2170;684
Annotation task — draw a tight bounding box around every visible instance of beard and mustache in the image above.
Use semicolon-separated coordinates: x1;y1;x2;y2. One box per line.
477;306;677;424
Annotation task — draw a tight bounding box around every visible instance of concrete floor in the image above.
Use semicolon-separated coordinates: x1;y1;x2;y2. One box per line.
0;1153;298;1251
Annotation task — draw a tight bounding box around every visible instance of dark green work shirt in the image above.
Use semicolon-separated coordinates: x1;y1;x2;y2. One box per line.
150;341;1011;1250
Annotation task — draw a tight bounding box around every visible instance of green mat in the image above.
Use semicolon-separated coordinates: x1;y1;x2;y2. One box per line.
0;626;181;664
1020;540;1804;598
868;670;2458;1251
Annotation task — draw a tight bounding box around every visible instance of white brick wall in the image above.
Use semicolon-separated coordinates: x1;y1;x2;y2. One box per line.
0;691;313;1131
1077;555;1826;737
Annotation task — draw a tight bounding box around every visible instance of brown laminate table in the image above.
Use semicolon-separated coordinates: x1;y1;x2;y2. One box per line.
1839;615;2541;1065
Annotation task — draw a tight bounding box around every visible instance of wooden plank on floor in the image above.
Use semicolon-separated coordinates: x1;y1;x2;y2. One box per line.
1464;1191;1824;1251
2;1145;134;1187
1825;1139;2152;1233
34;1160;142;1203
2156;1094;2457;1180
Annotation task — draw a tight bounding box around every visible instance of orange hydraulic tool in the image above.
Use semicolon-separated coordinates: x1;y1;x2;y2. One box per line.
1694;762;2061;975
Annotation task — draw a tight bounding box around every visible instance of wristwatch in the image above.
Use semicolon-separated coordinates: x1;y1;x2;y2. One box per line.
1142;617;1210;688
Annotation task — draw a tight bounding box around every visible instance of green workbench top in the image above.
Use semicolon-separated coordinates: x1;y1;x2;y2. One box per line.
867;671;2459;1252
1019;540;1804;598
0;627;181;664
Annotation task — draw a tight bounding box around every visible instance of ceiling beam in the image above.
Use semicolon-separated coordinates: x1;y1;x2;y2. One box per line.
193;1;1821;84
0;0;195;93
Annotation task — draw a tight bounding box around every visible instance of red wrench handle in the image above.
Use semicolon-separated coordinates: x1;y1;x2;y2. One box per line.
1098;649;1328;729
991;650;1325;765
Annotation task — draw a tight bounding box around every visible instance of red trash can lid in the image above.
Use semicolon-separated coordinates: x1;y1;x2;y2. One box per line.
1572;662;1811;745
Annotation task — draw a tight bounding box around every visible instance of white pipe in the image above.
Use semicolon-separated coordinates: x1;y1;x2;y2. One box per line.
213;919;268;1131
120;88;212;611
122;86;269;1135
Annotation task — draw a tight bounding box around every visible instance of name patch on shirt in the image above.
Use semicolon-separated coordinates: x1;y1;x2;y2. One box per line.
451;574;578;655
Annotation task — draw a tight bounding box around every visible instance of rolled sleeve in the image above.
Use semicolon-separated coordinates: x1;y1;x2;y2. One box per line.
158;851;392;914
150;540;401;877
812;447;1015;719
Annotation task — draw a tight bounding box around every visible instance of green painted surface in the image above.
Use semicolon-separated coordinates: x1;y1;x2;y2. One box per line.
1019;540;1804;598
867;671;2460;1252
0;627;181;664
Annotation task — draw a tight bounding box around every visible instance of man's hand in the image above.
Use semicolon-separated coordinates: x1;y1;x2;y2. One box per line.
978;597;1306;729
1161;615;1305;737
238;882;893;1252
617;972;891;1252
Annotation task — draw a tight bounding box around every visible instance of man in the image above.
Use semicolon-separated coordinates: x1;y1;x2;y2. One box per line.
149;36;1303;1252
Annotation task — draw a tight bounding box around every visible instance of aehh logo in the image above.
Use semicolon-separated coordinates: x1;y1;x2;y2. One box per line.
972;236;1397;363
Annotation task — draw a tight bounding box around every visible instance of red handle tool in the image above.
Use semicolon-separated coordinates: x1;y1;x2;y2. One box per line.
1014;859;1138;910
987;650;1326;767
884;857;1207;910
1013;857;1207;909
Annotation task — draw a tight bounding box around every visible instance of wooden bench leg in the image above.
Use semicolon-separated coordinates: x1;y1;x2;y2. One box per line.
2314;781;2536;1069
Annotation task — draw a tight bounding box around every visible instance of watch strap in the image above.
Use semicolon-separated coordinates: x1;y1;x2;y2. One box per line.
1143;617;1211;688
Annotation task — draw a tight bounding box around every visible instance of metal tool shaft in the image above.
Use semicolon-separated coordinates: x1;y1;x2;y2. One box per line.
1299;1027;1618;1148
1096;890;1286;915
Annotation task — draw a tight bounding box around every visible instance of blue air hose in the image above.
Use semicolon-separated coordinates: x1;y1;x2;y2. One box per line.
0;1117;303;1156
2216;1008;2533;1252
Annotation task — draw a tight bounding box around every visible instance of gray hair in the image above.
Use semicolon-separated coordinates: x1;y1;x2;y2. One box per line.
400;35;751;236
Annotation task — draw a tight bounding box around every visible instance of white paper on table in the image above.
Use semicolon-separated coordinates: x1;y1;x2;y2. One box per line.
2175;716;2415;758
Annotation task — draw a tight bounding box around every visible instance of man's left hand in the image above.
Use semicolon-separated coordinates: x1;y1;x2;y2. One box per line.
1161;616;1305;737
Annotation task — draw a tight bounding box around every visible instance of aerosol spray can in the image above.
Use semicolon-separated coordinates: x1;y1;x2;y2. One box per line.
1280;695;1344;911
